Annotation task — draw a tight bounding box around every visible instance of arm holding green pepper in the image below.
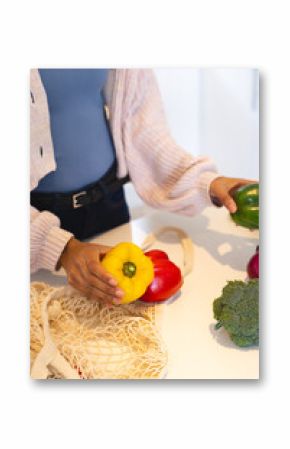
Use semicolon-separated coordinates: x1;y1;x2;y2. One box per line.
209;177;257;214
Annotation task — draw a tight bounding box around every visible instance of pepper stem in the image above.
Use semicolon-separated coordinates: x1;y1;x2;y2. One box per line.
122;261;137;278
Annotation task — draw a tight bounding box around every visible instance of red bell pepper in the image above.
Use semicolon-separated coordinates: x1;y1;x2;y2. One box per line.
140;250;183;303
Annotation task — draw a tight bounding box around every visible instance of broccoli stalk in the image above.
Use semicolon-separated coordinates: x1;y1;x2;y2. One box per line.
213;280;259;347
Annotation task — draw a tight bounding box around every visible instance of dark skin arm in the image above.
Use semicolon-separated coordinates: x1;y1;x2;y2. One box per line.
209;176;257;212
59;238;124;305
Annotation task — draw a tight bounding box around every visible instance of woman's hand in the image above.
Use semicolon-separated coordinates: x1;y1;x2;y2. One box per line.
209;177;257;213
59;238;124;305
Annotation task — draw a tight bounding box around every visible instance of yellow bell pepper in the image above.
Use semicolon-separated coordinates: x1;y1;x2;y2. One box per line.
101;242;154;304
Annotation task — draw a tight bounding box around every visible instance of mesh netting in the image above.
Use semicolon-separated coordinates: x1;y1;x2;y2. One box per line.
30;227;193;379
30;282;167;379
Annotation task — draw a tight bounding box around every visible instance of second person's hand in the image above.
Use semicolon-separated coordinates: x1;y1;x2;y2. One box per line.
59;238;124;305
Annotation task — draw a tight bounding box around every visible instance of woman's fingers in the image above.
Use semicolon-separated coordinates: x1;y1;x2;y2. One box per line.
222;195;237;213
210;177;258;213
67;270;85;290
69;275;120;305
86;285;119;304
60;239;123;304
86;259;118;286
214;189;237;212
226;179;257;212
229;179;256;194
211;183;237;213
86;272;123;298
92;243;112;252
75;257;123;303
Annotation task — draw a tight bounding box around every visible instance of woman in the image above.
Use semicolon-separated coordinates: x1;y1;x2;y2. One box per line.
30;68;254;305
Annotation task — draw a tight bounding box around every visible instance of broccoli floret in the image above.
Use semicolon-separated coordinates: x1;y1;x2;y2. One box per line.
213;280;259;347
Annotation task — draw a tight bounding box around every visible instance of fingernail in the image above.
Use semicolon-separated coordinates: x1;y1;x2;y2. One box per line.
115;289;124;297
109;278;117;286
113;297;122;305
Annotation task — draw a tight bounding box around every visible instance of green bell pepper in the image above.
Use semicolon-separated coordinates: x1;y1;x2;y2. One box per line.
231;183;259;229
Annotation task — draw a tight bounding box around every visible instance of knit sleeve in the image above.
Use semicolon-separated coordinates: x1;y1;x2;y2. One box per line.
122;69;220;216
30;206;73;273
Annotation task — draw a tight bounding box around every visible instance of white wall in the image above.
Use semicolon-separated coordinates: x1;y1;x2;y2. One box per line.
154;68;201;154
197;68;259;180
154;68;259;179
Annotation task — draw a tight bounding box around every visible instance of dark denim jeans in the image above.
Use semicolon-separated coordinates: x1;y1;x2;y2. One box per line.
31;186;130;240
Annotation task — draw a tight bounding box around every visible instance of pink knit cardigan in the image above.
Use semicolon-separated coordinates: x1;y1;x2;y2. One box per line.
30;69;219;273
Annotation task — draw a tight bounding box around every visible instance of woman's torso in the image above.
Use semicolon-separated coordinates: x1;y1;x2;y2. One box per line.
35;68;115;193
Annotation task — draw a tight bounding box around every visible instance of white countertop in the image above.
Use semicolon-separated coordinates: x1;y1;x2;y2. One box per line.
31;206;259;380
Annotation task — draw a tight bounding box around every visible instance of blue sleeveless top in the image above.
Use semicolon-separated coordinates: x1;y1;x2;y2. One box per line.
35;69;115;193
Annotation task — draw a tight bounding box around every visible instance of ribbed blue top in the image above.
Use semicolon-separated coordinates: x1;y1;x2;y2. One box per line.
35;69;115;193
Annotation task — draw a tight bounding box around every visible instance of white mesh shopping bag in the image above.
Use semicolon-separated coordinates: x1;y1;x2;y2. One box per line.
30;227;193;379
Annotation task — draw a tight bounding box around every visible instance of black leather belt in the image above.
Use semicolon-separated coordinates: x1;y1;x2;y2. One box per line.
31;165;130;211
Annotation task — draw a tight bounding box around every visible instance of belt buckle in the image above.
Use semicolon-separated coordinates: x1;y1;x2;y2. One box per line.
72;191;87;209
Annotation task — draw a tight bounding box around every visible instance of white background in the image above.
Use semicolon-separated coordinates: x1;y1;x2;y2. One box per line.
0;1;289;449
155;68;259;179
